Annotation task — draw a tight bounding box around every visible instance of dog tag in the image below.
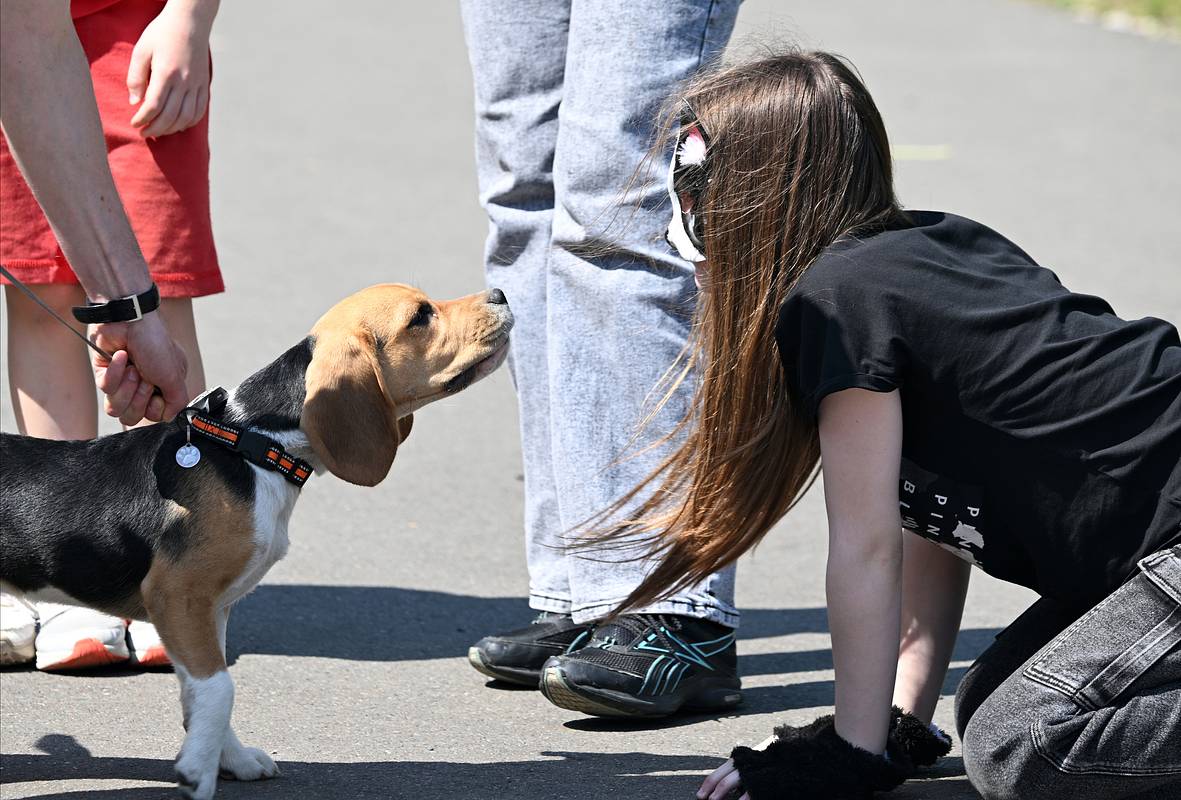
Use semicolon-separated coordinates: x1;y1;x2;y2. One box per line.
176;443;202;468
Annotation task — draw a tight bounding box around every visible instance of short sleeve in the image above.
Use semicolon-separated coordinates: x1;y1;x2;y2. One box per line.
775;262;907;417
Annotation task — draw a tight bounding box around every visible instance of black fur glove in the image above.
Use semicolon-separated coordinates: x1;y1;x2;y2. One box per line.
888;706;952;773
729;710;954;800
729;715;908;800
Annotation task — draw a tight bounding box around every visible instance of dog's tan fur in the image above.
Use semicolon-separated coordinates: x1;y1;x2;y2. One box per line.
141;470;257;679
1;284;512;799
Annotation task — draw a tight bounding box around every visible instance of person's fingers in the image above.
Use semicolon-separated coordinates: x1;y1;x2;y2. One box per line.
698;760;737;799
94;349;129;395
159;385;188;421
104;366;141;419
194;85;209;126
157;351;190;422
126;39;152;105
119;378;156;427
142;86;184;138
171;89;199;135
145;391;167;423
707;770;744;800
131;77;171;129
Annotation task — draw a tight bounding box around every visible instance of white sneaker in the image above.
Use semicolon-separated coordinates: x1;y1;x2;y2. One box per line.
34;603;129;671
0;592;37;666
127;619;171;667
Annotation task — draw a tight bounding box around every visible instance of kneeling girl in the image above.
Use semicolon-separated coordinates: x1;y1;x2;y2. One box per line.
598;50;1181;800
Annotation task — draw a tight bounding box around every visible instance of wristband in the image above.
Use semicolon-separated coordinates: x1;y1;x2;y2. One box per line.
72;283;160;324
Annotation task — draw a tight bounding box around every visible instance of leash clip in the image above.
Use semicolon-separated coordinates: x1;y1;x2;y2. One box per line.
175;395;212;469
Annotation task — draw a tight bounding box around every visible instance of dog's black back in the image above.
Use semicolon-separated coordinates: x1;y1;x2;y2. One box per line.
0;338;313;616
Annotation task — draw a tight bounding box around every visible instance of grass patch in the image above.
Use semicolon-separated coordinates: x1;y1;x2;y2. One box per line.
1038;0;1181;30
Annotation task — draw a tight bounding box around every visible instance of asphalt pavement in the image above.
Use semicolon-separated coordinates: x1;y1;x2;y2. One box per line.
2;1;1179;798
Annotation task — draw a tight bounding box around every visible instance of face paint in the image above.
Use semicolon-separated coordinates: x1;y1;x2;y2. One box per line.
666;109;710;265
667;154;706;263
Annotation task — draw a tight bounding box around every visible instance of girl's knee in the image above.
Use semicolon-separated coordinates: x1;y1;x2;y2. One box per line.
961;701;1047;800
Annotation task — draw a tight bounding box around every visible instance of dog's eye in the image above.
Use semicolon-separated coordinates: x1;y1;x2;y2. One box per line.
407;302;434;329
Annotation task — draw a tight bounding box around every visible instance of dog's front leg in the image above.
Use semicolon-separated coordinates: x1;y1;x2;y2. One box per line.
213;605;279;782
145;587;236;799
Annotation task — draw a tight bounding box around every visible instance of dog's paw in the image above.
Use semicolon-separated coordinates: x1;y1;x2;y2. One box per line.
219;743;280;782
175;758;218;800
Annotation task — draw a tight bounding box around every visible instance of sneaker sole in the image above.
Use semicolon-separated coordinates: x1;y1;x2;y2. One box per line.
541;664;742;719
467;647;541;687
130;644;172;668
37;637;129;671
0;638;35;666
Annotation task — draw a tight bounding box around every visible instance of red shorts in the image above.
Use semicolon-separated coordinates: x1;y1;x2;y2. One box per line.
0;0;223;299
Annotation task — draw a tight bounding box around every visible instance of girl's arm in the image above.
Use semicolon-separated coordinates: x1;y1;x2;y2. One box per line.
700;388;906;800
893;533;970;721
818;387;905;754
127;0;221;138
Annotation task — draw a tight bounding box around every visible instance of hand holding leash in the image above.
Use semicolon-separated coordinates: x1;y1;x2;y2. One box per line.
91;313;189;425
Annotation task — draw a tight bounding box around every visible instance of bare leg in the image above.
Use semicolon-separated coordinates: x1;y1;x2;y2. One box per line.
4;283;97;439
157;297;206;401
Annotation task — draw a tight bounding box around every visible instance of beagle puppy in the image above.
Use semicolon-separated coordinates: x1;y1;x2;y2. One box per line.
0;284;512;800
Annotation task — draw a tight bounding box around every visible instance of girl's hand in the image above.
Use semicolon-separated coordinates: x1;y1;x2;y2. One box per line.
127;0;219;138
697;758;746;800
697;736;774;800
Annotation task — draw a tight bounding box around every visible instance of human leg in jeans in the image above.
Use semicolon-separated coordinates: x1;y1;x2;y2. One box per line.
536;0;743;719
460;0;744;715
956;546;1181;800
460;0;589;687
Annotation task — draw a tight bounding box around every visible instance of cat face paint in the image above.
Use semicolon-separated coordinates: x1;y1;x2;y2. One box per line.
666;108;711;266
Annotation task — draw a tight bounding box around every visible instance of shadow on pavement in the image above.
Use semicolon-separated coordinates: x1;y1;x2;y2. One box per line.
738;665;973;714
1;735;712;800
740;627;1002;677
0;734;981;800
224;585;837;663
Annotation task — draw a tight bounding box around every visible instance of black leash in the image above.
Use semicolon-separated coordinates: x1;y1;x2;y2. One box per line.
0;265;115;360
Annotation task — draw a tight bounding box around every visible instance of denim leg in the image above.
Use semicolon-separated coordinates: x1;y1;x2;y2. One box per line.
959;547;1181;800
547;0;741;626
460;0;573;612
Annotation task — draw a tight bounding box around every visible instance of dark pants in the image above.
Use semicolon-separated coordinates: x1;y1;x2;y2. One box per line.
956;546;1181;800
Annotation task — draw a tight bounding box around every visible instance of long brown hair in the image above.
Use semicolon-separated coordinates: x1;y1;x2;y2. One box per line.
584;50;902;611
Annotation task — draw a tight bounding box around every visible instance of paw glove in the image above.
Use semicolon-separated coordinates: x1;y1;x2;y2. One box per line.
729;708;952;800
887;705;952;771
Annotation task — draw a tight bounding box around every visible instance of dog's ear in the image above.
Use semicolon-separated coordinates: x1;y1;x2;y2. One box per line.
302;330;401;486
397;413;413;444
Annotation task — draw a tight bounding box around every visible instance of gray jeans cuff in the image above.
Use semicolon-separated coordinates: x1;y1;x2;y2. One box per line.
570;596;741;629
529;591;572;615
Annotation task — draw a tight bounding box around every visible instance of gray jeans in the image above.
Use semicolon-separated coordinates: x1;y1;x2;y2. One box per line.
956;545;1181;800
459;0;741;625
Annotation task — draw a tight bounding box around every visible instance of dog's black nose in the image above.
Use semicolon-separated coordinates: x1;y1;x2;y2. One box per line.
487;288;508;305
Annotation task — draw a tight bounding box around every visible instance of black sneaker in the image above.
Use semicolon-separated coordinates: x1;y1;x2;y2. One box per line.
539;613;742;718
468;612;593;687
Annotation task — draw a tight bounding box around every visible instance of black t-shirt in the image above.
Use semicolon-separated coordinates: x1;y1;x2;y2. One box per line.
776;211;1181;606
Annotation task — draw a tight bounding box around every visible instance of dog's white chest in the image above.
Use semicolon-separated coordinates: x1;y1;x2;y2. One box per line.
221;467;298;606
